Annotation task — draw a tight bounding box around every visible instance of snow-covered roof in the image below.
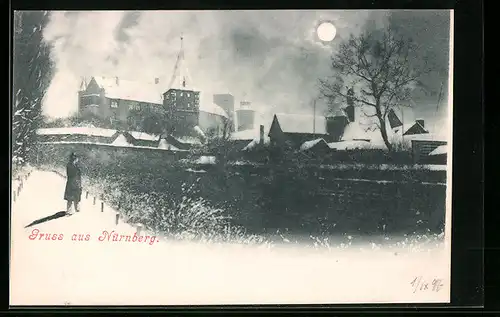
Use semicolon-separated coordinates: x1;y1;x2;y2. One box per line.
158;138;180;151
274;113;327;135
128;131;159;141
37;127;118;138
241;138;270;151
195;156;216;165
342;121;385;142
198;92;229;118
300;138;329;151
231;127;269;141
429;145;447;156
112;134;133;146
328;140;374;150
93;76;164;105
39;141;189;151
175;136;203;145
193;126;206;139
402;133;447;142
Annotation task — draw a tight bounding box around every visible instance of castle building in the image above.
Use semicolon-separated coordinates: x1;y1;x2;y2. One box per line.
77;37;230;137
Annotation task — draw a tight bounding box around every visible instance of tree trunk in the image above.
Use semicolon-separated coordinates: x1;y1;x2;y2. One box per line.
375;101;392;152
379;117;392;152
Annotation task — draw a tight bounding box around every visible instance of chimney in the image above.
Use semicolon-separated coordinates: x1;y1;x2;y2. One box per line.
259;125;264;144
115;77;119;85
416;119;424;128
344;105;355;122
155;78;159;84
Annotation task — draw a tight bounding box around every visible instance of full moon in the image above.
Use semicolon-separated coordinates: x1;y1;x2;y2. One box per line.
316;22;337;42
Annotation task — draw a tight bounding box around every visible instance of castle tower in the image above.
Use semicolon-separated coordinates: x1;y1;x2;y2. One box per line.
163;35;200;136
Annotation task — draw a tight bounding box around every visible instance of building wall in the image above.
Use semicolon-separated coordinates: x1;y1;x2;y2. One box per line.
236;109;255;131
326;116;349;142
213;94;235;131
411;140;447;163
163;88;200;135
199;111;226;137
78;78;164;127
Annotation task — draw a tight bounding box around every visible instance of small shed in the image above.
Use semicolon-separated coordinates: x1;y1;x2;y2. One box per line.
410;135;447;164
300;138;331;156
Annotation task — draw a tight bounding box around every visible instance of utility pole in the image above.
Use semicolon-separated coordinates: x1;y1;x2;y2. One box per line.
401;107;405;144
435;82;444;113
313;98;316;134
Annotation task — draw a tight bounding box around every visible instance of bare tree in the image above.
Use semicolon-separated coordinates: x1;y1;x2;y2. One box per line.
319;25;430;151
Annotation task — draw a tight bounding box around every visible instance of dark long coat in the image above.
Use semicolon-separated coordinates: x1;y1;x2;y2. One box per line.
64;161;82;202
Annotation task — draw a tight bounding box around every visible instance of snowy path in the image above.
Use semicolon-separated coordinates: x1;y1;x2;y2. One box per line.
10;170;450;306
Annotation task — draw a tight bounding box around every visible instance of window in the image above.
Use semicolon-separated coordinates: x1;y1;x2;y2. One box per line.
187;93;191;98
80;95;100;106
110;100;118;108
187;103;191;109
128;102;140;111
180;92;184;97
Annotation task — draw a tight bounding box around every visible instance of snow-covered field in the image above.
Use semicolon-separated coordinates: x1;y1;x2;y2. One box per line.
10;170;450;306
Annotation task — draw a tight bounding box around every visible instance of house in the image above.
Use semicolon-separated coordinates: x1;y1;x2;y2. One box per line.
268;113;329;149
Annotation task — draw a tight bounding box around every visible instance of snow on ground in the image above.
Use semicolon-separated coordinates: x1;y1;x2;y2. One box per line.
10;170;450;306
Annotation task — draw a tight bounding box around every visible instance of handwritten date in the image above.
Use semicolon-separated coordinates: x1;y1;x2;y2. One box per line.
410;276;444;293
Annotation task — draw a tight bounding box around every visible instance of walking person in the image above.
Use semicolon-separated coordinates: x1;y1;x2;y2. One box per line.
64;152;82;216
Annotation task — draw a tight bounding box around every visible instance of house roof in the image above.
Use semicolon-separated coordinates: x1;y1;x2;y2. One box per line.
300;138;329;151
429;145;447;156
273;113;327;135
200;102;228;118
128;131;160;142
402;121;429;136
241;137;270;151
231;126;271;141
93;76;165;105
112;133;133;146
37;127;118;138
328;140;375;150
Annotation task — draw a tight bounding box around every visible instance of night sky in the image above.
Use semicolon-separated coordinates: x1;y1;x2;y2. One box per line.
41;10;451;132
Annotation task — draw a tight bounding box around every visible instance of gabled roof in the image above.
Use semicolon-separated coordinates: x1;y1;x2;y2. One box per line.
272;113;327;135
300;138;329;151
128;131;160;142
403;121;429;136
112;133;133;146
